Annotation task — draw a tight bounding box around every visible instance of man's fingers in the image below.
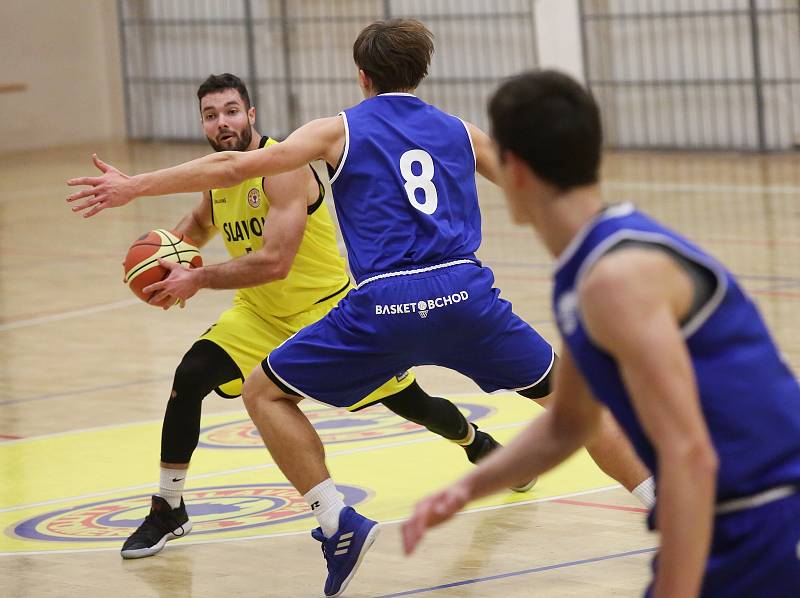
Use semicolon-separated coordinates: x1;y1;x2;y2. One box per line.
92;153;110;173
142;281;165;295
68;189;101;205
401;519;423;555
434;500;453;518
82;203;107;218
148;290;169;305
156;257;179;270
70;197;101;213
148;292;173;308
67;176;103;188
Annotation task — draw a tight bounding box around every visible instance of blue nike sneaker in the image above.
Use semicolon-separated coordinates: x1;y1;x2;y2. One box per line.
311;507;380;597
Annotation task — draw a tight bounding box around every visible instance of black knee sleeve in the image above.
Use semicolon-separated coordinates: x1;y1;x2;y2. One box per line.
160;340;242;463
381;381;468;441
517;355;558;400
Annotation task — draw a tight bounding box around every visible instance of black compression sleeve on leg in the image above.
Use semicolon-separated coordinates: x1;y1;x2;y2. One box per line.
160;339;242;463
381;381;469;441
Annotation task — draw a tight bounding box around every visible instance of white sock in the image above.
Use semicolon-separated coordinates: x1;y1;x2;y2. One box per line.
304;478;345;538
159;467;188;509
632;476;656;509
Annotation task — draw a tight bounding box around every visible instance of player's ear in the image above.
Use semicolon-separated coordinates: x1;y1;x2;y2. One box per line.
248;106;256;126
358;69;372;93
504;151;528;189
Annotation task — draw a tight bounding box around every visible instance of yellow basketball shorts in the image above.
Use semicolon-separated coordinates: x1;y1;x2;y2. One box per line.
200;293;415;408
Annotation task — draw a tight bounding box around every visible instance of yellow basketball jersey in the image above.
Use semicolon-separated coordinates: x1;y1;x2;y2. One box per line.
210;136;350;318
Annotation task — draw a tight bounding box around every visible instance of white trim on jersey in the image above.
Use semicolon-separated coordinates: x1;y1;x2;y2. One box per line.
572;229;728;340
329;112;350;184
490;346;555;394
716;484;798;515
376;92;417;97
355;259;477;289
554;202;635;273
458;118;477;170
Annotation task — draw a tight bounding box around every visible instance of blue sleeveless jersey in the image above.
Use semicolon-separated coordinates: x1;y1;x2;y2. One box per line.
330;93;481;284
553;203;800;503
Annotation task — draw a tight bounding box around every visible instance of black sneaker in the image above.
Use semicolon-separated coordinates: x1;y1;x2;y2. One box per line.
462;424;537;493
121;495;192;559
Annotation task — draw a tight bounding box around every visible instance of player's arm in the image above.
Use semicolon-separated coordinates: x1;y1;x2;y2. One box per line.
578;249;718;598
198;168;313;289
143;167;314;308
464;121;502;185
403;346;601;553
172;190;217;248
67;116;344;218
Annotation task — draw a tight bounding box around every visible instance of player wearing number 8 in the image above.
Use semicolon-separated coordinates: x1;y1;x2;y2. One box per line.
67;19;652;596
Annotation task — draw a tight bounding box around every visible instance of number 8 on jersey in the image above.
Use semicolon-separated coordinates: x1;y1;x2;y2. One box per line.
400;149;438;215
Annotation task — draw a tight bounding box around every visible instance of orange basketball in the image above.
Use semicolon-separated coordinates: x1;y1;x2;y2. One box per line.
123;229;202;303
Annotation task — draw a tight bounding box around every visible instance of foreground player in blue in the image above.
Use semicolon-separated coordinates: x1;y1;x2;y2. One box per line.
403;70;800;597
67;22;652;596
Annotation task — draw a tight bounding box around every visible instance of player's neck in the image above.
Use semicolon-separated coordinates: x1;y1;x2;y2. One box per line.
245;129;263;151
537;184;603;259
363;87;416;98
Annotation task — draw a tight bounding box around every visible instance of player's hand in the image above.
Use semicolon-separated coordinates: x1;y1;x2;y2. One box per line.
67;154;136;217
143;259;202;308
401;481;472;555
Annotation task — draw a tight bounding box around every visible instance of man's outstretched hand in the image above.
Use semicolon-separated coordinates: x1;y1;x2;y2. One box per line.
67;154;136;217
402;482;471;555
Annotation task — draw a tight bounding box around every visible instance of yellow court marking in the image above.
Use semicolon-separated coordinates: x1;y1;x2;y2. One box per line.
0;394;615;554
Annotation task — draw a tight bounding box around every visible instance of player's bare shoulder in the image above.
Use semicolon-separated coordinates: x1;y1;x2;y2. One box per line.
289;115;347;168
579;247;682;304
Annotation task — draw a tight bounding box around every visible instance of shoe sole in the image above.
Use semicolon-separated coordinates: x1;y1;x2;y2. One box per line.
327;523;380;598
510;477;538;493
120;520;193;559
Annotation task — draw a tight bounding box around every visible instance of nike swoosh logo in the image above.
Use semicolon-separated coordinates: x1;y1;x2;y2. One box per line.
172;477;184;482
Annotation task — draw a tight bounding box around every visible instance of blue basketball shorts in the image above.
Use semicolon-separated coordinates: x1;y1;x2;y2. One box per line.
645;491;800;597
264;262;555;409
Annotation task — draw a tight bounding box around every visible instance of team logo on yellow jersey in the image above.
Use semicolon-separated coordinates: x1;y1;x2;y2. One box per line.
247;187;261;208
198;402;494;448
10;484;370;542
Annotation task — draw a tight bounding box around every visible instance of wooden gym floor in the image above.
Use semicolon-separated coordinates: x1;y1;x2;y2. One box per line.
0;142;798;597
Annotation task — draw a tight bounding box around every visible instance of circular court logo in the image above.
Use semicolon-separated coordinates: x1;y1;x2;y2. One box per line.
198;402;494;449
10;483;369;543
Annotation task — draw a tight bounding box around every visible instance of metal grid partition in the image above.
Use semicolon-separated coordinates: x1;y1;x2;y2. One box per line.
118;0;537;141
579;0;800;151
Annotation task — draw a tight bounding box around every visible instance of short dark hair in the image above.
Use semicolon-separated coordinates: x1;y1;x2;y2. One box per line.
353;19;434;93
489;70;602;191
197;73;251;109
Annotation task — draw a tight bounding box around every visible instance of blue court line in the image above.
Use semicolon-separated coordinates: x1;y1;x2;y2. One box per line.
374;547;657;597
0;376;172;406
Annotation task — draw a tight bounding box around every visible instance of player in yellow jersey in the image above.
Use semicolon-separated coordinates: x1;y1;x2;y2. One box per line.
106;74;509;559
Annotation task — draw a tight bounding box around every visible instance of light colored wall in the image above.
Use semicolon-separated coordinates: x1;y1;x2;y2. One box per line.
119;0;539;140
0;0;125;153
533;0;585;82
582;0;800;150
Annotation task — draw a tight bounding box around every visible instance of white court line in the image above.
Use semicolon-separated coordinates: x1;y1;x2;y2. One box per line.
0;420;531;514
0;484;622;557
604;181;800;195
0;299;140;332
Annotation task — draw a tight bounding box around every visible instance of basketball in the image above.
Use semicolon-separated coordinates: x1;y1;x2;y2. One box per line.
123;229;202;303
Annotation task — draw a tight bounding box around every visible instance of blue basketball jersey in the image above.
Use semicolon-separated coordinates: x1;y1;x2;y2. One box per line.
330;93;482;284
553;203;800;503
